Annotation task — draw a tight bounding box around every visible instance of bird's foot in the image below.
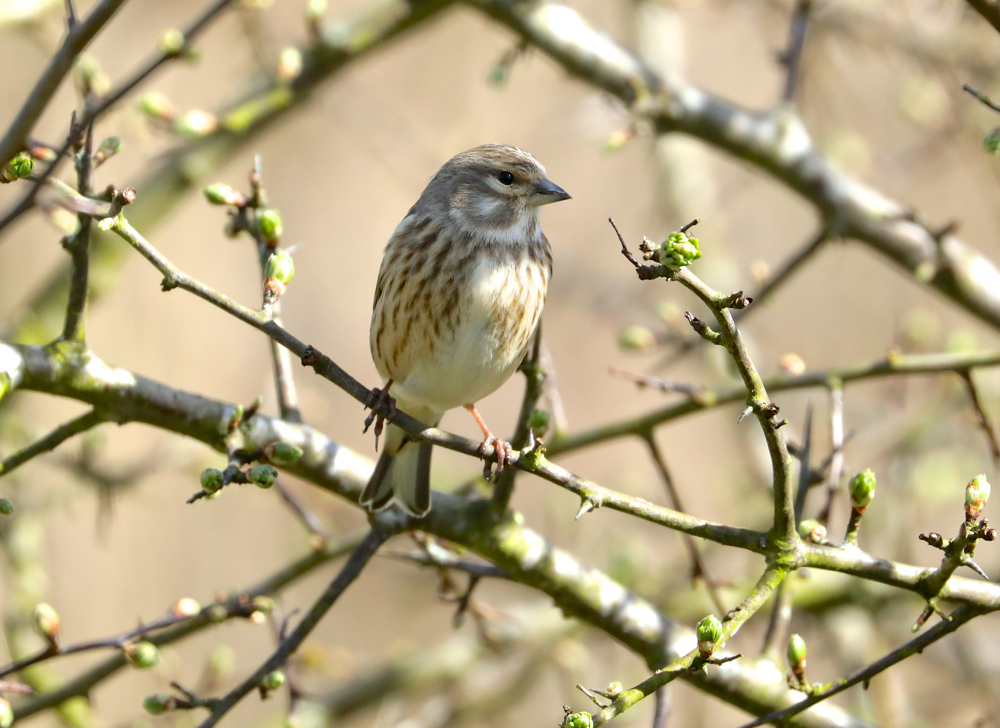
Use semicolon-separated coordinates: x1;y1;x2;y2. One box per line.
363;381;396;451
479;436;514;482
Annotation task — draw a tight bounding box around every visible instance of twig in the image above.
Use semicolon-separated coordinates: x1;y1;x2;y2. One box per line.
965;0;1000;37
737;604;985;728
274;479;327;543
62;121;93;341
0;409;105;477
491;327;545;517
610;368;704;398
0;0;235;236
643;433;726;615
815;384;845;525
382;550;510;579
792;404;813;523
779;0;812;103
740;228;828;323
759;580;793;661
591;567;786;725
540;342;570;437
0;0;127;170
963;83;1000;114
651;686;669;728
12;530;369;720
195;528;389;728
960;370;1000;470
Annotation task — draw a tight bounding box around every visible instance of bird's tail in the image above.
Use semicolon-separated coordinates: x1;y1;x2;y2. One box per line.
359;401;441;517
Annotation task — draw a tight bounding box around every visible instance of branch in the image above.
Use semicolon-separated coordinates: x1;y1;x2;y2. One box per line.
61;122;94;341
0;408;105;478
12;530;368;720
195;528;389;728
2;341;871;727
468;0;1000;332
779;0;812;103
0;0;128;170
966;0;1000;36
737;604;986;728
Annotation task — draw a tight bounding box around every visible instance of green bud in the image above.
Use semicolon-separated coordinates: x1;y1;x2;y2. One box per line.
658;231;702;268
174;109;218;138
200;468;224;493
93;135;122;166
527;409;550;436
306;0;327;21
262;669;286;690
696;614;723;655
0;698;13;728
565;713;594;728
158;29;186;56
0;498;13;515
143;695;172;715
605;681;622;697
249;464;278;489
138;91;177;121
265;250;295;285
126;641;160;669
797;519;826;544
787;633;807;668
984;128;1000;155
252;596;275;613
208;604;229;623
258;209;283;242
966;474;991;516
171;597;201;618
603;126;635;153
487;63;508;86
263;441;303;465
76;54;110;96
618;325;655;351
203;183;245;207
32;602;60;641
5;152;34;180
277;47;303;84
849;469;876;509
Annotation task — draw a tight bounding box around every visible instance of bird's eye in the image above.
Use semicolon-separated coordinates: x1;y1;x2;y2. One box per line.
497;171;515;186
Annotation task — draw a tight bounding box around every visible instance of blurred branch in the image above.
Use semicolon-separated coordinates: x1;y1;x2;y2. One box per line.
0;408;105;478
0;0;236;237
737;604;986;728
778;0;811;103
966;0;1000;36
0;341;871;727
0;0;127;170
4;0;454;344
195;528;389;728
468;0;1000;332
61;121;93;342
960;369;1000;470
550;350;1000;456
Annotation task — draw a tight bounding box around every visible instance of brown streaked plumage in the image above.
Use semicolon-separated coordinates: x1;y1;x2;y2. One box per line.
360;144;570;516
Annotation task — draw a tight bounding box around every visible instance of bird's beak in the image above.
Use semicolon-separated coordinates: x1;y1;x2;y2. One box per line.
529;178;571;206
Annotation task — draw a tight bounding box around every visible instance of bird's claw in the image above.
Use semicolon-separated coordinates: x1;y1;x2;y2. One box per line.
479;436;514;482
363;384;396;451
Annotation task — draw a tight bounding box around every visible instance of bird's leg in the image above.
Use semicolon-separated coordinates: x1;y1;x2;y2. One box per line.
465;404;514;481
363;380;396;451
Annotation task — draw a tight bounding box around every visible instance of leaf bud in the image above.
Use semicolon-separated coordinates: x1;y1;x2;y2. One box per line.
696;614;723;656
849;468;876;509
3;152;34;183
32;602;60;642
75;54;110;97
138;91;177;122
966;474;991;517
203;183;246;207
0;698;11;728
658;231;702;268
174;109;218;138
263;441;303;465
252;596;275;613
0;498;13;515
92;136;122;167
787;633;807;671
605;681;622;697
565;713;594;728
618;325;655;352
258;209;284;243
125;641;160;669
603;126;636;153
265;250;295;285
249;464;278;489
143;694;174;715
262;669;286;690
158;29;186;57
306;0;327;21
528;409;550;438
797;519;826;544
984;128;1000;155
277;47;303;84
200;468;224;493
208;604;229;623
171;597;201;618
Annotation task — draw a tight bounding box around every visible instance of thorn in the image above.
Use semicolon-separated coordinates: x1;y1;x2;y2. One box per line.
64;0;77;28
965;559;989;580
738;406;753;423
575;498;597;520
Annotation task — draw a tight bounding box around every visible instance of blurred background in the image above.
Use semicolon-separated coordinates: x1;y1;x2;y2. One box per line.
2;0;1000;726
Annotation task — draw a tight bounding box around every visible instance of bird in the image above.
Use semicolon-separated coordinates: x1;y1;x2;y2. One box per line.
359;144;570;516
